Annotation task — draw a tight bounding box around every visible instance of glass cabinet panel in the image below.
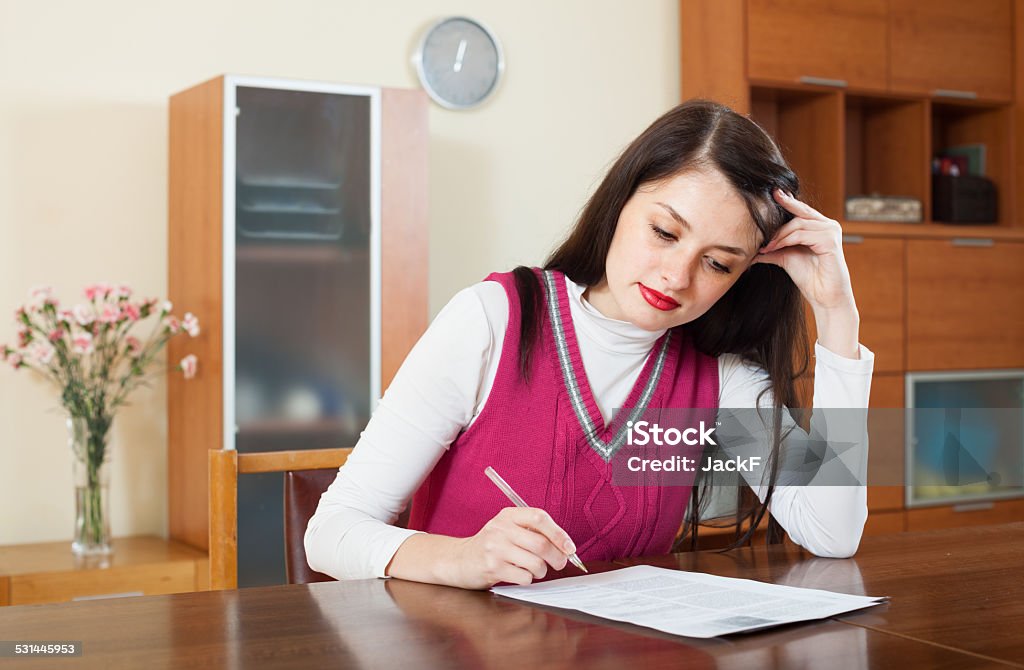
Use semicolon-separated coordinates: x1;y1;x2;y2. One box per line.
907;372;1024;508
233;86;374;586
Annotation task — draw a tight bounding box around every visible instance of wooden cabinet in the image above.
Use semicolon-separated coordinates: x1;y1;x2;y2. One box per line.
747;0;888;92
907;498;1024;531
907;239;1024;370
683;0;1024;537
889;0;1013;101
0;537;207;606
168;76;428;587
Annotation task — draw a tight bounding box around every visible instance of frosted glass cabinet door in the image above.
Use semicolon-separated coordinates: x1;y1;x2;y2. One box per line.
233;85;375;586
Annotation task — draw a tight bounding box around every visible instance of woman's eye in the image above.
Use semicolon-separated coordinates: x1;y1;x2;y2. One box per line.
650;224;675;241
705;258;731;274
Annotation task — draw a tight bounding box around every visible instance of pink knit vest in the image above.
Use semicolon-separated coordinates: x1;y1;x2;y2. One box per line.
407;269;720;561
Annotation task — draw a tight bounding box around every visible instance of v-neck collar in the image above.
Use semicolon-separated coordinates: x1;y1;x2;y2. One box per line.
542;270;676;462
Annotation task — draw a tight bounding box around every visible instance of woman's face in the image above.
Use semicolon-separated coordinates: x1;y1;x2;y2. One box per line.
585;168;762;332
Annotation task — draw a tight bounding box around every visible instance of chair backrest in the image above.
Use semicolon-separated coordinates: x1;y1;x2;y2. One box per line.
284;469;340;584
283;467;413;585
208;448;352;590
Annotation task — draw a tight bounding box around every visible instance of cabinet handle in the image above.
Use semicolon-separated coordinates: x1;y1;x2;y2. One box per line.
841;234;864;245
799;76;848;88
952;501;994;513
951;238;994;247
933;89;978;100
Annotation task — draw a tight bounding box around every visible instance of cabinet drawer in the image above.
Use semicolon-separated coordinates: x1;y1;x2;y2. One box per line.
9;561;197;606
907;239;1024;370
907;498;1024;532
889;0;1013;101
747;0;888;91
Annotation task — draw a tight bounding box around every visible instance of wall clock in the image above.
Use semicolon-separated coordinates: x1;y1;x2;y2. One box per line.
413;17;504;110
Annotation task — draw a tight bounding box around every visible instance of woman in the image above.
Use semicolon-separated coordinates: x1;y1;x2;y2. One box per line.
306;100;873;589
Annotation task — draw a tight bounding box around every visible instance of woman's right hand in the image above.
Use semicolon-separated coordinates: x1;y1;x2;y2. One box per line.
445;507;576;589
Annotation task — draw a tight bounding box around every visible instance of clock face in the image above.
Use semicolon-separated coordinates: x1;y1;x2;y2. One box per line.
415;17;503;109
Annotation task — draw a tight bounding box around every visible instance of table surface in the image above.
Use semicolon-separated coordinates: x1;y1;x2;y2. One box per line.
0;524;1021;669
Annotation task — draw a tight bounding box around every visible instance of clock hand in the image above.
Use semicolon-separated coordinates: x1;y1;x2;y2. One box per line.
453;38;467;73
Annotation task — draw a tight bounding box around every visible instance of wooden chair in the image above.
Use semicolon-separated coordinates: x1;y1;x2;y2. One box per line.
208;448;351;590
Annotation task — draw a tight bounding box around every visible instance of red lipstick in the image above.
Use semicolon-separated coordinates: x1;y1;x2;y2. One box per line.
639;284;680;311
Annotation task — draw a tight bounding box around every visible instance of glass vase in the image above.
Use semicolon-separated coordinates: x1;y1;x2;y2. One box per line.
68;416;112;556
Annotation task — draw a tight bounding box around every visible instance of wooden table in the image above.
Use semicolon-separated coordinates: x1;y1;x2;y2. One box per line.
0;525;1020;668
0;536;208;606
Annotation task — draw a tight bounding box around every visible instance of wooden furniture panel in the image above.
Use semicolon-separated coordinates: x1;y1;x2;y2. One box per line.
748;0;888;92
381;88;430;389
840;237;905;373
750;87;844;216
907;239;1024;370
0;537;207;606
907;498;1024;531
168;76;225;552
863;510;905;535
890;0;1013;101
867;373;905;512
680;0;749;112
844;97;930;220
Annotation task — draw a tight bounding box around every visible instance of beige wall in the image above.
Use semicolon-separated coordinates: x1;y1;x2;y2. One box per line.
0;0;680;544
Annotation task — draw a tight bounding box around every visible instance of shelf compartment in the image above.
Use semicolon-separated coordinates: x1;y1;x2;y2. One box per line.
750;86;844;217
930;100;1014;226
844;95;930;222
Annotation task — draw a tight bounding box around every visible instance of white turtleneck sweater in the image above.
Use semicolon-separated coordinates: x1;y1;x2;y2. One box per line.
305;275;875;581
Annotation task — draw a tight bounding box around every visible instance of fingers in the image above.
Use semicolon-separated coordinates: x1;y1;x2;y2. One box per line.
501;507;577;557
471;508;575;587
761;197;842;256
773;188;824;220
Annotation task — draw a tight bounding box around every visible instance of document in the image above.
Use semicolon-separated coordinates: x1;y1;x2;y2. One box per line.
491;565;887;639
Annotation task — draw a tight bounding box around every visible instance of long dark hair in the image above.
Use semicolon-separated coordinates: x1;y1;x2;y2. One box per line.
511;99;809;550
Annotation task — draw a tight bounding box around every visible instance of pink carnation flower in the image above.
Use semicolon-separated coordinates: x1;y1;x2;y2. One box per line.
7;352;22;369
179;354;198;379
182;312;200;337
163;316;180;334
99;303;120;324
48;328;65;342
29;341;55;365
84;283;112;301
72;332;94;355
72;304;94;326
29;286;53;309
115;285;132;300
126;336;143;356
121;303;141;322
17;328;31;347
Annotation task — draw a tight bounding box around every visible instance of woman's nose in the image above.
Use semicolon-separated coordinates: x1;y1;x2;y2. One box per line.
661;253;695;292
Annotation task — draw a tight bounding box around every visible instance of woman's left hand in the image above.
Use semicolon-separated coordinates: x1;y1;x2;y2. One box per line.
753;189;861;358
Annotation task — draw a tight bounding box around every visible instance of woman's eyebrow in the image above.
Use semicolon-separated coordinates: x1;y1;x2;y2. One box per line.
655;202;749;257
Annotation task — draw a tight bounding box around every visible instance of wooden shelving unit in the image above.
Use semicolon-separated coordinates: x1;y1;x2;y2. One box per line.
682;0;1024;534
